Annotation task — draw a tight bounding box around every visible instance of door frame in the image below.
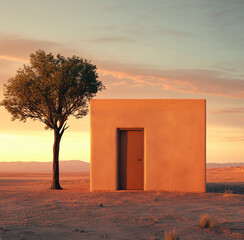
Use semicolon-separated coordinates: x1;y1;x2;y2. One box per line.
117;128;144;190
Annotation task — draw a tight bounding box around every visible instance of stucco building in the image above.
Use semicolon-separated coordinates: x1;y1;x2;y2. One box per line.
90;99;206;192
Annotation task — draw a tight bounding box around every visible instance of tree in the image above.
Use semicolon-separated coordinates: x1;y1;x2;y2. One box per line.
1;50;104;189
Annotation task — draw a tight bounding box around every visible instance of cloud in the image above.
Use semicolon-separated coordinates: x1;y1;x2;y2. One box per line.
123;24;143;35
210;107;244;114
0;34;63;62
224;136;244;142
0;55;28;63
103;25;117;31
158;28;191;37
0;59;13;68
1;34;243;99
98;63;244;98
102;3;124;12
91;36;133;44
110;81;127;87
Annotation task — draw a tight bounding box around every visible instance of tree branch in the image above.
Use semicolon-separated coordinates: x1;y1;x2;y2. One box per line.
60;123;69;136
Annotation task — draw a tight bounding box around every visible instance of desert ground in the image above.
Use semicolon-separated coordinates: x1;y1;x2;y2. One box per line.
0;167;243;240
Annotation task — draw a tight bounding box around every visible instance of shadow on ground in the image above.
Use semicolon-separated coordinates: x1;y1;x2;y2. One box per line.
207;182;244;194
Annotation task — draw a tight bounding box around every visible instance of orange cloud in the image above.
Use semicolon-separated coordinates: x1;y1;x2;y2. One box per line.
0;55;28;63
110;81;127;87
224;136;244;142
210;107;244;114
0;34;63;61
1;34;243;99
98;66;244;99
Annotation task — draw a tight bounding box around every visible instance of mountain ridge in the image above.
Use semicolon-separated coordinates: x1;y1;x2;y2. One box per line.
0;160;243;172
0;160;89;173
207;162;244;168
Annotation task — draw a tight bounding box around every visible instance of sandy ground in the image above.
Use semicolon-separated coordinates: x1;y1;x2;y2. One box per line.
207;166;244;183
0;168;243;240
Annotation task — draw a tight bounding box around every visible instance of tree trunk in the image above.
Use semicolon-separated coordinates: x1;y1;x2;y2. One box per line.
50;129;63;190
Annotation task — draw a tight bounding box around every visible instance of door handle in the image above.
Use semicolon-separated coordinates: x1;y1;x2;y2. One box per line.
138;159;142;161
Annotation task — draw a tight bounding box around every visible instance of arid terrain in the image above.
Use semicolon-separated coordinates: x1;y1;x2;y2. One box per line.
0;167;243;240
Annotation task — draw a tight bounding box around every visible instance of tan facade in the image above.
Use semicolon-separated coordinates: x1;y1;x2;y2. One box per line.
90;99;206;192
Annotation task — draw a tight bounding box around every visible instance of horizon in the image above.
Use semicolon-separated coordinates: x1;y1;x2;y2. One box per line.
1;159;244;164
0;0;243;164
0;161;243;173
1;159;244;167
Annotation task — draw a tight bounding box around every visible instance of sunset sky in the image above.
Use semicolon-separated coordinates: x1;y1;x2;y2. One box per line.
0;0;243;164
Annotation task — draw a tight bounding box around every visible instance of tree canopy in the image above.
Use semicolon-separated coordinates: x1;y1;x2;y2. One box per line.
2;50;104;132
1;50;105;189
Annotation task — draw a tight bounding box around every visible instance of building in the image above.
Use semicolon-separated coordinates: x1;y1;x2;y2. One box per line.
90;99;206;192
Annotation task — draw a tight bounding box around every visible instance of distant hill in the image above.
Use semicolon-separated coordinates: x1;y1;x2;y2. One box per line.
0;161;243;172
207;162;244;169
0;160;90;173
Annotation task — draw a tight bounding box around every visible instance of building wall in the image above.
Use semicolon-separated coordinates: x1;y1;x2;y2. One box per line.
90;99;206;192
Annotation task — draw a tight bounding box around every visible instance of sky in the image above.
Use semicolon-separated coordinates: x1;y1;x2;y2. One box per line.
0;0;243;164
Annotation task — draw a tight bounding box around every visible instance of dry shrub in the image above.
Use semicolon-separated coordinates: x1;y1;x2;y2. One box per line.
164;228;179;240
200;214;218;228
223;189;234;197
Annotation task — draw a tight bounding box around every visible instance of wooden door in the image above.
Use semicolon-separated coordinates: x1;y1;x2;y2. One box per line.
119;129;144;190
